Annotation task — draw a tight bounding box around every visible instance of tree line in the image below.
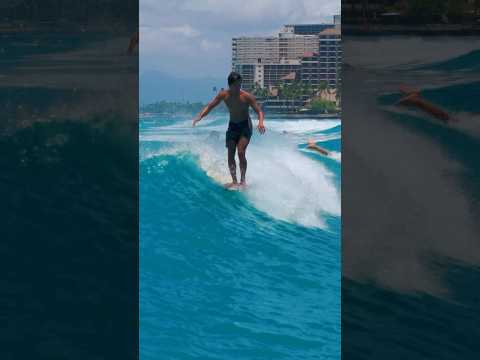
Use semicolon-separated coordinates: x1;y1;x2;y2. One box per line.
252;81;339;114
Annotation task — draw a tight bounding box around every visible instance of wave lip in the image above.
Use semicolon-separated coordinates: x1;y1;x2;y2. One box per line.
246;139;340;228
266;119;341;135
145;134;340;229
141;115;341;229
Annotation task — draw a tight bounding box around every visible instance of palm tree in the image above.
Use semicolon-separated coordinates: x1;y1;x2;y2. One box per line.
261;87;268;98
319;81;328;91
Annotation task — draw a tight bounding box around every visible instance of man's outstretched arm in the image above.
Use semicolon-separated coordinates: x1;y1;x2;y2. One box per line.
127;31;139;55
247;94;265;134
395;93;418;106
193;92;224;126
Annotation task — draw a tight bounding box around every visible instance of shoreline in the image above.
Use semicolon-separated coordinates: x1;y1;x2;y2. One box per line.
140;112;341;119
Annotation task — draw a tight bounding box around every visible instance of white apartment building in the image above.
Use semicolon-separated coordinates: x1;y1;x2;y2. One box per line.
232;37;279;65
278;32;319;61
232;16;341;91
232;33;319;65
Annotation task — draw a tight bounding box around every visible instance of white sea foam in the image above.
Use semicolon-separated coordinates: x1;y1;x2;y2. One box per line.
312;132;341;142
243;134;340;228
144;128;340;229
329;151;342;162
159;116;225;129
266;119;340;134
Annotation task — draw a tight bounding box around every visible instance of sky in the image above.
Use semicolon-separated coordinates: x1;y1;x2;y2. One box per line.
140;0;340;80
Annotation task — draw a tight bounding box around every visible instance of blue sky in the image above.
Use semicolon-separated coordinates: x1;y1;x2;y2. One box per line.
140;0;340;80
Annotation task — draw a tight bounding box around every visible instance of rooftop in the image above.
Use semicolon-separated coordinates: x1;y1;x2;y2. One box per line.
318;28;341;35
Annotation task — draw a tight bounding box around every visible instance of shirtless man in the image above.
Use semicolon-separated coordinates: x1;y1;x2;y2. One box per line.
396;85;453;123
307;138;329;156
193;72;266;189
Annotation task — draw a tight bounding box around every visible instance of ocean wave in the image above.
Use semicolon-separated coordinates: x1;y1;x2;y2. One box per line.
304;132;341;143
140;114;341;359
417;49;480;73
141;131;340;229
266;119;341;134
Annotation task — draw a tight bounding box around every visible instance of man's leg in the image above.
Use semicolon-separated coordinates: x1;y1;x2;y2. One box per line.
227;140;238;186
237;136;250;185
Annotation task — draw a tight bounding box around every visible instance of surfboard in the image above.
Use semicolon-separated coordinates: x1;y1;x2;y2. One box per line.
223;183;247;191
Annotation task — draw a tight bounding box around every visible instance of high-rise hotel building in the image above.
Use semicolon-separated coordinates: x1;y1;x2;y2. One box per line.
232;16;341;91
301;26;342;89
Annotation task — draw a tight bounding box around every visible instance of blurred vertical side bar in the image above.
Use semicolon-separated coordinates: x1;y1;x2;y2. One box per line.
0;1;138;359
342;1;480;359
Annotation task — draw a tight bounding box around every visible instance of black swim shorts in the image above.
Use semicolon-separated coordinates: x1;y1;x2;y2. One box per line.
225;119;252;147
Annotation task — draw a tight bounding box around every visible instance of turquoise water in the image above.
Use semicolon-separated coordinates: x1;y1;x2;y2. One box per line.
140;114;341;359
343;37;480;359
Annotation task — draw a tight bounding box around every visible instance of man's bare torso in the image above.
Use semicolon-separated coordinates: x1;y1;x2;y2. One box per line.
222;90;251;124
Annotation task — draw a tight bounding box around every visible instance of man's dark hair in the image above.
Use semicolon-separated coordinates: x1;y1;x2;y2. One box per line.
228;72;242;86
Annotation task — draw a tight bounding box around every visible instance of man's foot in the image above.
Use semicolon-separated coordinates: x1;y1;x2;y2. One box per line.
238;182;247;190
224;182;239;189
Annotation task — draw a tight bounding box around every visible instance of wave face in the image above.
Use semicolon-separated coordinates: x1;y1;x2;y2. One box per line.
417;49;480;73
342;37;480;360
140;114;341;359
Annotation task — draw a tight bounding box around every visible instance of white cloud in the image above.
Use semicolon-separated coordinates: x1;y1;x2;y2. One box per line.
140;0;340;77
161;24;200;38
179;0;339;23
140;24;199;50
200;39;222;51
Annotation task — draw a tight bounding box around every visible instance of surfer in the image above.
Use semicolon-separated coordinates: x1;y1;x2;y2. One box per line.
307;138;329;156
193;72;266;189
127;31;139;55
396;85;454;123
